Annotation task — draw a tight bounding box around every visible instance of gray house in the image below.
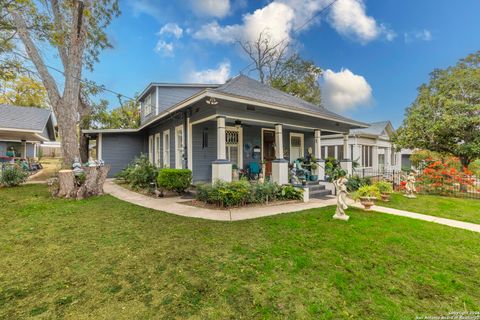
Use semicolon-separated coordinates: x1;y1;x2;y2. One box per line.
83;75;368;184
0;104;56;159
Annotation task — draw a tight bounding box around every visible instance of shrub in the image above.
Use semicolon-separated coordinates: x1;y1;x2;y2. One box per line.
0;165;29;187
277;185;303;201
250;181;280;203
325;157;347;182
346;175;371;192
196;180;303;208
374;180;393;194
116;154;158;190
157;169;192;194
353;185;381;200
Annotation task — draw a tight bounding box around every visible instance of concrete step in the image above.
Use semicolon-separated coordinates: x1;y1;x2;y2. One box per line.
308;184;326;192
309;189;332;198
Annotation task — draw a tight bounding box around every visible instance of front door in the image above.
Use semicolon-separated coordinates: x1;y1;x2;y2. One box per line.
262;129;275;177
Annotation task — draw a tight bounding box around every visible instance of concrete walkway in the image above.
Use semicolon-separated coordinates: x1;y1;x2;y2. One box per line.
350;202;480;233
104;180;337;221
104;180;480;232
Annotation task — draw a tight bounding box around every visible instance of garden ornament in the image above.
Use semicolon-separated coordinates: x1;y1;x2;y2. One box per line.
333;176;350;221
72;157;84;176
404;172;417;198
258;173;265;184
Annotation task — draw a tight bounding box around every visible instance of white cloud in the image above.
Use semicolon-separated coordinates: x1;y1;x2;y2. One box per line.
187;61;231;83
191;0;231;18
154;40;174;57
328;0;395;43
321;68;372;112
194;2;295;44
404;29;432;43
158;23;183;39
194;0;394;46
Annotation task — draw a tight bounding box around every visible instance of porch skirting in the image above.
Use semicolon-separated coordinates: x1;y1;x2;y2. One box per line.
212;160;232;182
271;159;289;185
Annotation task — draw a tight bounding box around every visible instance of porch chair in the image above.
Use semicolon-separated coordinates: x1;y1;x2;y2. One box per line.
294;160;309;181
248;162;261;180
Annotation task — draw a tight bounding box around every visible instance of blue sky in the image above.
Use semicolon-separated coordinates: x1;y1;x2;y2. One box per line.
84;0;480;127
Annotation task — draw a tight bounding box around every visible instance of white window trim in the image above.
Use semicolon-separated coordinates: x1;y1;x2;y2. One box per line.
154;133;161;167
148;135;154;163
163;129;170;168
175;125;184;169
225;126;243;169
289;132;304;163
97;133;103;160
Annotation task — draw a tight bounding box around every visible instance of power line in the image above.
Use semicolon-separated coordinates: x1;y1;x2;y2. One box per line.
238;0;338;75
14;51;136;102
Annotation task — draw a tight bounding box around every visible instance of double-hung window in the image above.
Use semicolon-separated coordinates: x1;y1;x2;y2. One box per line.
163;130;170;168
175;125;184;169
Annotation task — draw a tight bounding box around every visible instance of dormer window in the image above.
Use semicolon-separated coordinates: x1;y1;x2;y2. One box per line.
143;92;153;116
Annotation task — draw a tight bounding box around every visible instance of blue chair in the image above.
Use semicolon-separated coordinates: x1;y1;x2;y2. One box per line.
248;162;260;180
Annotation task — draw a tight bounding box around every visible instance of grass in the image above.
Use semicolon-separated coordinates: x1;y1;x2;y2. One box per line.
28;157;61;182
379;192;480;225
0;185;479;319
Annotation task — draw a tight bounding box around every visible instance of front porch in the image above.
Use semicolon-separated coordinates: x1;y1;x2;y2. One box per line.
190;114;356;186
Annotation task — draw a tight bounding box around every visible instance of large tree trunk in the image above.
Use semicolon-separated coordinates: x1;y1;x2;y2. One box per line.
53;166;110;199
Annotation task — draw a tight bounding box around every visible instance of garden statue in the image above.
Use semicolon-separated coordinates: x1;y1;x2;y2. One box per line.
258;173;265;184
87;157;98;167
404;172;417;198
290;167;301;185
333;176;350;221
72;157;84;176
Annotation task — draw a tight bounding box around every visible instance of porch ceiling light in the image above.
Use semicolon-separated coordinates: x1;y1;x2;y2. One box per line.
205;97;218;105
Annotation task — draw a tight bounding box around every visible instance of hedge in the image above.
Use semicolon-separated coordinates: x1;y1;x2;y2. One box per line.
157;169;192;194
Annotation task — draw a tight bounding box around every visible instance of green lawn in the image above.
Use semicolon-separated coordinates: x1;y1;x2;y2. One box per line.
379;193;480;225
1;185;479;319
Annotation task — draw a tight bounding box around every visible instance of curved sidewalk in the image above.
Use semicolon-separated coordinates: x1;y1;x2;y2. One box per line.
104;180;480;232
103;180;337;221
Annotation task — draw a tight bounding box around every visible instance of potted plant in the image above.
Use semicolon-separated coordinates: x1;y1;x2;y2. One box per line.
374;180;393;201
310;162;319;181
354;185;380;210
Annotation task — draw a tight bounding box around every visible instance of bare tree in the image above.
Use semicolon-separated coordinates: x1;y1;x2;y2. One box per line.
238;30;290;84
2;0;119;198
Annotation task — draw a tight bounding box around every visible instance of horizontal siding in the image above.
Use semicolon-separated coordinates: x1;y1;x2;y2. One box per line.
102;133;145;177
192;121;216;183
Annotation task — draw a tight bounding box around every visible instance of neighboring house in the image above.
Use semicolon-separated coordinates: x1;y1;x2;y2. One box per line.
0;104;56;159
321;121;413;172
83;75;369;183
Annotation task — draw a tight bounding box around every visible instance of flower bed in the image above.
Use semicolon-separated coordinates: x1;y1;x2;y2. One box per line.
196;180;303;208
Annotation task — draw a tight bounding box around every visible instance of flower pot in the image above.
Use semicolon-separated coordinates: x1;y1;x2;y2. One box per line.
381;193;391;202
310;175;318;181
232;169;239;181
360;196;375;210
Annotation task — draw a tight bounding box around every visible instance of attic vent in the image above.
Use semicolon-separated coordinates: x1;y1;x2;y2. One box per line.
246;105;255;111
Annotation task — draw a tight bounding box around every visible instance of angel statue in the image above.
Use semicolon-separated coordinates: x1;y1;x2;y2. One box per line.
404;171;417;198
333;175;350;221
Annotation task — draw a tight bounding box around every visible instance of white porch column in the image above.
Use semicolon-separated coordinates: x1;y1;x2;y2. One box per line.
340;134;353;176
385;147;392;169
271;124;288;185
212;116;232;182
372;145;379;170
313;129;325;180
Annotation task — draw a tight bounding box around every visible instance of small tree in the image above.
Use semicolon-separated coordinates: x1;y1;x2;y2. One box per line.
239;31;322;105
0;75;48;107
393;51;480;167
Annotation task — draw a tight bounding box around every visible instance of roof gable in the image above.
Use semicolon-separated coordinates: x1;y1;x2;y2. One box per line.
212;75;366;126
350;121;395;137
0;104;52;132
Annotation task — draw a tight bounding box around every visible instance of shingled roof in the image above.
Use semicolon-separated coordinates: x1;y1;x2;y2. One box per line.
0;104;52;132
350;121;394;137
212;75;366;126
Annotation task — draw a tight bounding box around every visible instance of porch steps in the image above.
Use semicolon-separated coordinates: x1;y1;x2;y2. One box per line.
306;181;332;199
